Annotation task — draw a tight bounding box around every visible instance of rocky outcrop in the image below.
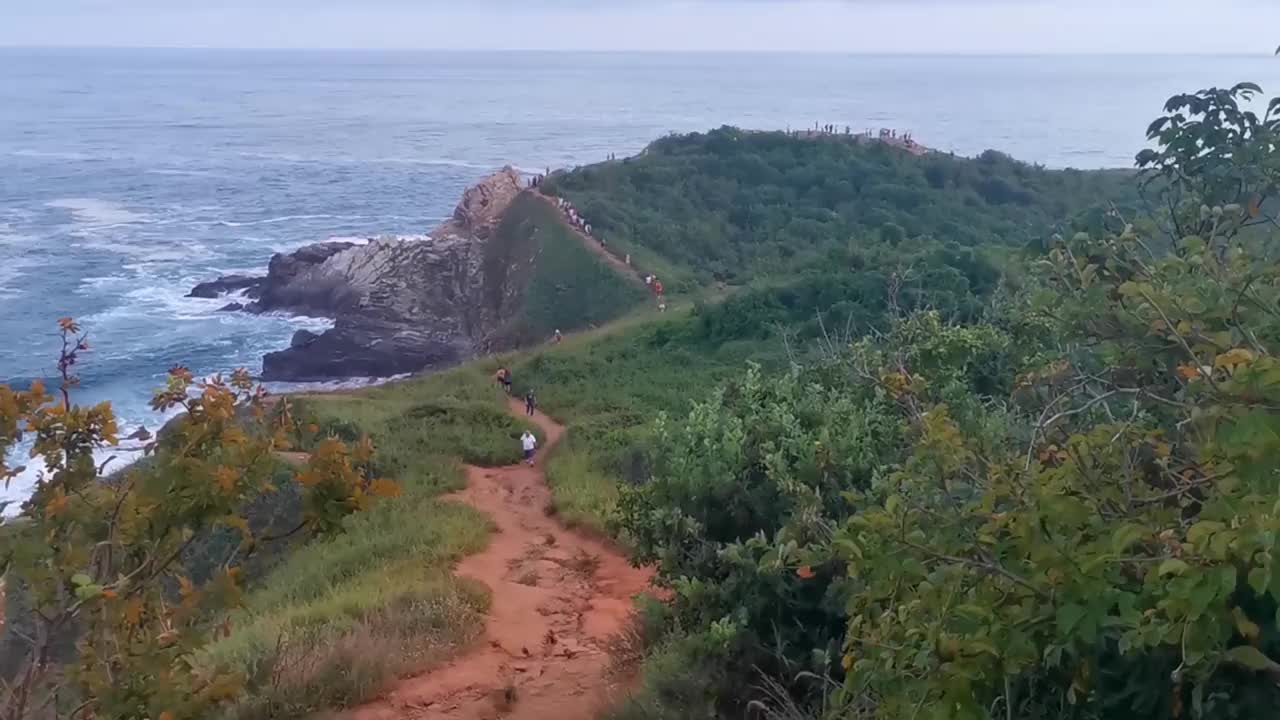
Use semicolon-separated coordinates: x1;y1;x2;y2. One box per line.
192;167;530;381
188;274;263;299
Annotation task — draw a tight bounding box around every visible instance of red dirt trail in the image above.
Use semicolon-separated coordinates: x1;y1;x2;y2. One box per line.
345;399;653;720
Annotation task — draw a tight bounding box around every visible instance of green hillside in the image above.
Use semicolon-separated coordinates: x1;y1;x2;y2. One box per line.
485;191;649;347
10;81;1280;720
544;128;1136;289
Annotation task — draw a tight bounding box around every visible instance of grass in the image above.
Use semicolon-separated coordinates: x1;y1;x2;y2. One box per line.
202;364;543;719
299;364;544;470
488;192;649;347
504;303;792;534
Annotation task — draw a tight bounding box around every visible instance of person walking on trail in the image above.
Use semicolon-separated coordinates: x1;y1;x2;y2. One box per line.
525;390;536;417
521;430;538;466
553;329;563;344
495;367;512;394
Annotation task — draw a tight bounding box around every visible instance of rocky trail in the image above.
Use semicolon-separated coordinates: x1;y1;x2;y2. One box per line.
345;399;653;720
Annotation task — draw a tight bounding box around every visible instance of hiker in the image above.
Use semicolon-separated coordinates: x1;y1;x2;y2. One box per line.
658;298;667;313
521;430;538;466
584;223;591;235
525;390;536;416
652;279;664;297
495;367;512;394
625;253;631;266
553;329;563;344
644;273;653;286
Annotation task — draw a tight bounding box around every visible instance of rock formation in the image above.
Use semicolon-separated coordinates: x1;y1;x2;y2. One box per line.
190;167;530;381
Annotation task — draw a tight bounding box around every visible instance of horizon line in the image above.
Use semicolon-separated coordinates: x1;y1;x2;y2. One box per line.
0;44;1272;58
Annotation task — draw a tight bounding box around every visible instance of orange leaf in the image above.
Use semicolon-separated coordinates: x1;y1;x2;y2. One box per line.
1176;365;1200;380
123;597;144;626
796;565;815;580
369;478;401;498
45;488;69;519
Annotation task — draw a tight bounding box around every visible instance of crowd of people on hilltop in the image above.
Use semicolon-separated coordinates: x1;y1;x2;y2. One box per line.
782;123;924;152
554;196;593;239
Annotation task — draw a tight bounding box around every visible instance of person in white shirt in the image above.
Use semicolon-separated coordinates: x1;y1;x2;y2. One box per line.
521;430;538;466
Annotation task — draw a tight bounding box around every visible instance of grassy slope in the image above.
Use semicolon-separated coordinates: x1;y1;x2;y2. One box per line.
488;192;648;347
204;366;543;719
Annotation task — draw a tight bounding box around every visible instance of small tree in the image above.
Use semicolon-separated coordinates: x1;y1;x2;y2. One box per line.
0;320;392;720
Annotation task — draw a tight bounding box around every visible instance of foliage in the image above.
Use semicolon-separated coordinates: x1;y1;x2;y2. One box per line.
0;321;390;720
610;83;1280;720
196;363;530;718
545;128;1135;286
843;87;1280;719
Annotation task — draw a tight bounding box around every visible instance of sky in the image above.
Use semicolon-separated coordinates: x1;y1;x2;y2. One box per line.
2;0;1278;54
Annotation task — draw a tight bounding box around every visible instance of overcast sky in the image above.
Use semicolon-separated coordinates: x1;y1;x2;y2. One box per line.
2;0;1277;54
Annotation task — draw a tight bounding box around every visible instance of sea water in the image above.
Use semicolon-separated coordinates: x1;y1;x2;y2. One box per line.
2;49;1278;507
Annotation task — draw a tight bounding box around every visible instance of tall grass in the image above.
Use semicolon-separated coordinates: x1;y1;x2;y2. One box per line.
203;365;540;719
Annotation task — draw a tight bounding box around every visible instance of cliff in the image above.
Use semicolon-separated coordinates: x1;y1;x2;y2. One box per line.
190;167;644;381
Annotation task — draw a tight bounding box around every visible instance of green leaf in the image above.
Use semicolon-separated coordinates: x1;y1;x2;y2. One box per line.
1248;567;1270;595
885;494;901;515
1233;607;1261;641
1158;559;1190;577
71;573;92;587
74;584;102;601
1111;523;1146;553
1056;604;1087;635
1224;645;1280;672
1186;520;1224;547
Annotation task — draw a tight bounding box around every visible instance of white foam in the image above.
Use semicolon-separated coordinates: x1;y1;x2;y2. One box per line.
10;149;94;161
145;168;221;177
214;214;372;228
0;224;37;298
47;198;149;227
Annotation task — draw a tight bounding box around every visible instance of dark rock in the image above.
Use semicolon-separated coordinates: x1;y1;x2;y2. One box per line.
217;302;245;313
198;167;531;381
126;426;152;442
252;241;360;315
290;329;320;348
263;315;471;381
188;274;263;299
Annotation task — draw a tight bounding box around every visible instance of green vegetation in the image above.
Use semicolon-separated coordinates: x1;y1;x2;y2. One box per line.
545;129;1135;288
608;83;1280;720
8;75;1277;720
0;341;389;720
201;364;541;719
488;192;649;347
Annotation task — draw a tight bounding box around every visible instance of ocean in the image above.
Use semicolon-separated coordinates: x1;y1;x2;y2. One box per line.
2;49;1278;506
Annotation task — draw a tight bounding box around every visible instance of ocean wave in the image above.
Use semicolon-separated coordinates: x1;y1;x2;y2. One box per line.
46;197;149;227
236;150;495;171
266;372;410;396
213;213;373;228
145;168;223;177
10;149;95;161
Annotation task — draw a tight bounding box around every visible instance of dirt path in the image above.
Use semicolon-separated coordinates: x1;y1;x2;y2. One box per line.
345;399;653;720
529;192;646;288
